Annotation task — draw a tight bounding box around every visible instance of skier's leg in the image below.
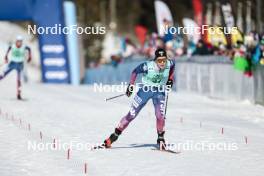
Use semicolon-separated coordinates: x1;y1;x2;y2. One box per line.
16;70;22;99
22;61;28;83
117;88;152;131
152;91;166;148
104;88;153;147
16;63;23;99
0;62;15;80
152;91;166;133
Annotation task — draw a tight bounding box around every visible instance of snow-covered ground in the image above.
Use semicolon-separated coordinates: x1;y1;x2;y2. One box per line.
0;74;264;176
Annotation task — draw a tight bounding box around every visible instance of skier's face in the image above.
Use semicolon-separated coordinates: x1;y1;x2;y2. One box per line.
16;40;22;48
155;56;167;69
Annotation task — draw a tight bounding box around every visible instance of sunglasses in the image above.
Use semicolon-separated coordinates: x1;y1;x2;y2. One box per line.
156;58;167;64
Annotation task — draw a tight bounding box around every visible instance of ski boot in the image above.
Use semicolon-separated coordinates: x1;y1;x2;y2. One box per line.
17;93;22;100
103;128;122;148
157;131;166;150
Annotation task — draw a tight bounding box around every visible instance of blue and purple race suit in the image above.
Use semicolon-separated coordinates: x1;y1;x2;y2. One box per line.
117;59;175;133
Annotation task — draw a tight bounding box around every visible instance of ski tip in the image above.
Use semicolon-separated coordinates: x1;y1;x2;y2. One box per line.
151;148;181;154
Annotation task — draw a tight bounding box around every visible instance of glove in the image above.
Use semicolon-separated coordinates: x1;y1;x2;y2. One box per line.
126;84;134;97
166;79;173;89
27;56;32;63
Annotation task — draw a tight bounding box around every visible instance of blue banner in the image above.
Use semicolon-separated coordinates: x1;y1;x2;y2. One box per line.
0;0;71;83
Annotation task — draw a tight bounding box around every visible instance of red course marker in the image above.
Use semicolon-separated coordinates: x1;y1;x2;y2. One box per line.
53;139;56;148
84;163;87;174
40;131;43;140
221;127;224;134
244;136;248;144
67;149;70;160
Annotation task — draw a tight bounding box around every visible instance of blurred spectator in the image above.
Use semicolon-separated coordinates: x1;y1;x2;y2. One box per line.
97;26;264;77
122;38;137;60
162;19;174;43
111;55;122;68
233;41;252;76
193;39;210;55
173;36;184;56
214;42;226;55
187;38;196;57
259;37;264;65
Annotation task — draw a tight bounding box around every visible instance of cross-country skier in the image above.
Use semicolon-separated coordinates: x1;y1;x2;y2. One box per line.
0;36;32;100
102;48;175;149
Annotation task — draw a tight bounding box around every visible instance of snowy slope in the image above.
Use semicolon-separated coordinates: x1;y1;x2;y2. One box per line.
0;74;264;176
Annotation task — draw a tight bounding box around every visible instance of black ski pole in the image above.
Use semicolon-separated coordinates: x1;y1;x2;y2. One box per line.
164;91;169;117
105;93;126;101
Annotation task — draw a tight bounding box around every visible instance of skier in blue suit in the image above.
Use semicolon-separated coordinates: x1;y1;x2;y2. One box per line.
103;48;175;149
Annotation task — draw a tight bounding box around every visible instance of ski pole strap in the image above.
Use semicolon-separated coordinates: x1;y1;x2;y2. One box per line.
105;93;126;101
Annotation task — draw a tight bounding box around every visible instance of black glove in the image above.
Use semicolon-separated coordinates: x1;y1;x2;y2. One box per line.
126;84;134;97
166;79;173;89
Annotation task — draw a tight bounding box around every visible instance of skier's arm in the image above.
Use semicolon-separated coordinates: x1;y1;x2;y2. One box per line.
129;62;147;85
4;46;11;63
25;46;32;63
126;62;147;97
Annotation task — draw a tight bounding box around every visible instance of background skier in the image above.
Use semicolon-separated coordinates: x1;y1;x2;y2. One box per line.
0;36;32;100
